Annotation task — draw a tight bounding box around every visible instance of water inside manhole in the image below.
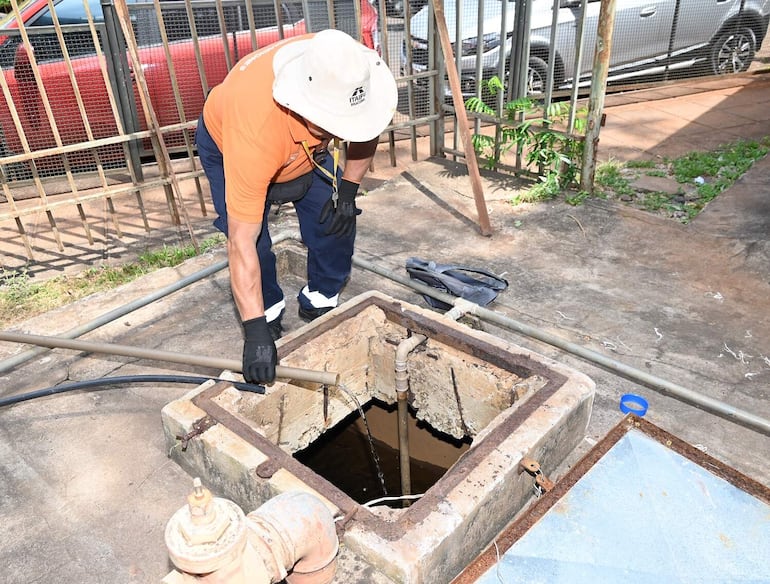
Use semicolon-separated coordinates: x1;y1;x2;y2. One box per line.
295;399;471;508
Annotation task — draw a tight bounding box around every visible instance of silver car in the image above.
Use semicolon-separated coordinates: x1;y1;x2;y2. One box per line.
405;0;770;98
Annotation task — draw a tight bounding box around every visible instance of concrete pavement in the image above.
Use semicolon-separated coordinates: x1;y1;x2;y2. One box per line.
1;72;770;583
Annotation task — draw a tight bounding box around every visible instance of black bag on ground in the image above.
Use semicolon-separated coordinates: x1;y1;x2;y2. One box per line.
266;172;313;204
405;257;508;310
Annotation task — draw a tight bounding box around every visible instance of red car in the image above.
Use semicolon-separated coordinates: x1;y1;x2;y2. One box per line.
0;0;380;171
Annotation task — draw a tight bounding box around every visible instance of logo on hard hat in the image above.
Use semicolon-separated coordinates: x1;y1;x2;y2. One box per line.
349;86;366;107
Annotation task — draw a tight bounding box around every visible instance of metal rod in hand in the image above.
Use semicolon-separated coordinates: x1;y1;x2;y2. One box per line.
0;331;339;386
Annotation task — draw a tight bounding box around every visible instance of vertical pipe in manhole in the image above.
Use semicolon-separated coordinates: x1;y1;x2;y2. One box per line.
394;333;427;504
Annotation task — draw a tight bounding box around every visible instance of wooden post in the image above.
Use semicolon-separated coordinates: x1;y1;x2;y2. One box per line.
580;0;617;193
430;0;493;236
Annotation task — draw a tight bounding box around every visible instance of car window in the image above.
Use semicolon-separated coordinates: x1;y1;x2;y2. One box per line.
28;0;107;26
0;0;307;68
10;0;142;64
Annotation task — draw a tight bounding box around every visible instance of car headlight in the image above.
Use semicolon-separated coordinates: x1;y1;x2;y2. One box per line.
459;32;500;56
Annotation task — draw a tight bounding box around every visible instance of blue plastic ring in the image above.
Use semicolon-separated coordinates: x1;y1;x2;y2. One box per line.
619;393;648;416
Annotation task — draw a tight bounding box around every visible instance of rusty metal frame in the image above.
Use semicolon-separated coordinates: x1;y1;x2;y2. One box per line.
191;292;569;539
0;0;447;264
451;415;770;583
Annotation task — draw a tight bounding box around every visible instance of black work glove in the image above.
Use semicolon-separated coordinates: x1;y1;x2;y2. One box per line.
319;178;362;238
241;316;277;384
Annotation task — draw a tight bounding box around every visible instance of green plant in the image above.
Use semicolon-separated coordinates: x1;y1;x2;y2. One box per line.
511;172;561;204
590;137;769;224
466;76;586;203
565;190;592;206
595;159;635;196
0;268;44;305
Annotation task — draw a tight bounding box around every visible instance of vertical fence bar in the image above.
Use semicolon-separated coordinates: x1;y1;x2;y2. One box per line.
150;0;206;214
403;0;418;162
451;0;462;158
0;182;35;261
2;1;63;252
185;0;211;94
377;0;400;167
473;0;484;135
429;0;439;157
113;0;199;250
241;0;257;49
491;0;512;167
214;0;234;70
567;0;588;134
542;0;561;118
273;0;286;41
101;0;145;183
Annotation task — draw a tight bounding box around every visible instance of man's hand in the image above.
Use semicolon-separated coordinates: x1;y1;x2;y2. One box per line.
241;316;277;384
319;178;362;237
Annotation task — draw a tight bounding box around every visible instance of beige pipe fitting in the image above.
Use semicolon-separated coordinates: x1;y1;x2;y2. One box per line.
247;491;339;584
164;484;338;584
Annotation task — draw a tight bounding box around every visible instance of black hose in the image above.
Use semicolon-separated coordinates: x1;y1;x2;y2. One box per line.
0;375;265;408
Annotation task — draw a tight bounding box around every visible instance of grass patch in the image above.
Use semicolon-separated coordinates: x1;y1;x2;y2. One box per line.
0;234;225;327
565;190;594;206
672;139;769;204
594;159;636;197
641;192;671;212
591;137;769;223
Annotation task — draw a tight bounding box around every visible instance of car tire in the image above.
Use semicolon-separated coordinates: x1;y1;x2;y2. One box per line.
709;26;756;75
527;56;548;96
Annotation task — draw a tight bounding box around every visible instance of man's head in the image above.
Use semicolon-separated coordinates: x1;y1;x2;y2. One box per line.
272;29;398;143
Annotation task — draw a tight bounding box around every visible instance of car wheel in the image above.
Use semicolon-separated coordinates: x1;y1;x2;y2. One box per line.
710;26;756;75
527;56;548;96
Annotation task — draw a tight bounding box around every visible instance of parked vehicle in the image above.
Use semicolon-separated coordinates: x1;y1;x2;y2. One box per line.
384;0;428;18
0;0;380;174
405;0;770;99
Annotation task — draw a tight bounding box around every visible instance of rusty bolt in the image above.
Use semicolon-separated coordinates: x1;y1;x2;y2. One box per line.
187;477;215;525
177;479;233;546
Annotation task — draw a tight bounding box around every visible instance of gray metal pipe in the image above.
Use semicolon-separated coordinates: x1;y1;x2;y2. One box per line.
0;331;339;387
351;255;770;438
0;230;302;377
394;333;427;501
0;258;227;375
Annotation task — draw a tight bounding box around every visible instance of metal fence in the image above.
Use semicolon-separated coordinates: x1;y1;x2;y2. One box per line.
390;0;769;169
1;0;767;263
0;0;411;263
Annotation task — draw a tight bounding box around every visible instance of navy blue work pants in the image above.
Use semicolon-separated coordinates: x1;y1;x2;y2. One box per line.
195;116;355;311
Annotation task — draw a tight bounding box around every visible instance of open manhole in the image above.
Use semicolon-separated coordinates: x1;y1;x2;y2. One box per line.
162;291;595;583
295;400;471;507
